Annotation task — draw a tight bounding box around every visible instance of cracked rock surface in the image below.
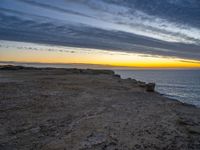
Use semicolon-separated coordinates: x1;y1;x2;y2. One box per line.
0;67;200;150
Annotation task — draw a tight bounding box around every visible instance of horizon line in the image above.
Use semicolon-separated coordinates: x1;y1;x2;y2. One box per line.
1;61;200;70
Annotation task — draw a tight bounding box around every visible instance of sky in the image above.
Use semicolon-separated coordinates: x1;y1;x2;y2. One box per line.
0;0;200;68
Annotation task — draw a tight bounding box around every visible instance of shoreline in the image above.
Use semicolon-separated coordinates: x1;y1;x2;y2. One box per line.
160;93;198;108
0;65;199;109
1;64;199;108
1;65;200;149
0;65;198;110
114;69;200;108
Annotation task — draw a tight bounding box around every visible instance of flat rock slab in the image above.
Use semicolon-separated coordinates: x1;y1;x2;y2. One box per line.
0;67;200;150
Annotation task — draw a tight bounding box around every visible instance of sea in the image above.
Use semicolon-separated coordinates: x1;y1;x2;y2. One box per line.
115;70;200;107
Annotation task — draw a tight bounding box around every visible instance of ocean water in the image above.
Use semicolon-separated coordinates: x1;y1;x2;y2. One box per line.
115;70;200;107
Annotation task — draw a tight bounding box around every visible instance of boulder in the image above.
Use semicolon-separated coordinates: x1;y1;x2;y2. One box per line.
137;81;146;87
113;74;121;78
146;83;156;92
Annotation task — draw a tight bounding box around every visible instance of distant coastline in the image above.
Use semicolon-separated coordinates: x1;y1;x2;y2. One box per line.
1;61;200;70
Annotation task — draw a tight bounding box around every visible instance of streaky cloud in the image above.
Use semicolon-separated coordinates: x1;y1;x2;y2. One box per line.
0;0;200;61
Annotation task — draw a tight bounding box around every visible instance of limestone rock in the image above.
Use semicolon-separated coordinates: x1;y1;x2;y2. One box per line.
146;83;156;92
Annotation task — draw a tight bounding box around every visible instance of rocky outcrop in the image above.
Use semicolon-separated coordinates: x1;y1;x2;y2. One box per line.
0;67;200;150
0;65;115;75
137;81;156;92
146;83;156;92
0;65;35;70
137;81;146;87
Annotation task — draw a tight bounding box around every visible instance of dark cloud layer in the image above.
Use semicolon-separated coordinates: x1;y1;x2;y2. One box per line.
105;0;200;28
0;0;200;60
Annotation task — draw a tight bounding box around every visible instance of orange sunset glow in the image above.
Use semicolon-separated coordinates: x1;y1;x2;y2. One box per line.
0;41;200;69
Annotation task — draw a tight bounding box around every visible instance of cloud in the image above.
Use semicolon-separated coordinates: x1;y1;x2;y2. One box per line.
0;0;200;61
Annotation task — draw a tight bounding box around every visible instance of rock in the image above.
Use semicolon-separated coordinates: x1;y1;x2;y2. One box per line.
0;65;115;76
146;83;155;92
126;78;136;82
186;126;200;134
85;69;114;75
0;65;37;70
113;74;121;78
0;65;25;70
80;132;107;149
30;127;40;134
137;81;146;87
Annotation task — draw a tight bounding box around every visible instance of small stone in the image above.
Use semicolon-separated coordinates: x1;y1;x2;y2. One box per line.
30;127;40;134
187;126;200;134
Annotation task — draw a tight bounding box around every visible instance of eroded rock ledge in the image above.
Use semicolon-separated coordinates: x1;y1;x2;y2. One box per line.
0;65;155;92
0;66;200;150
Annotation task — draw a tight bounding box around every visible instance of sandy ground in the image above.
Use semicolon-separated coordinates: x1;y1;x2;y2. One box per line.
0;66;200;150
